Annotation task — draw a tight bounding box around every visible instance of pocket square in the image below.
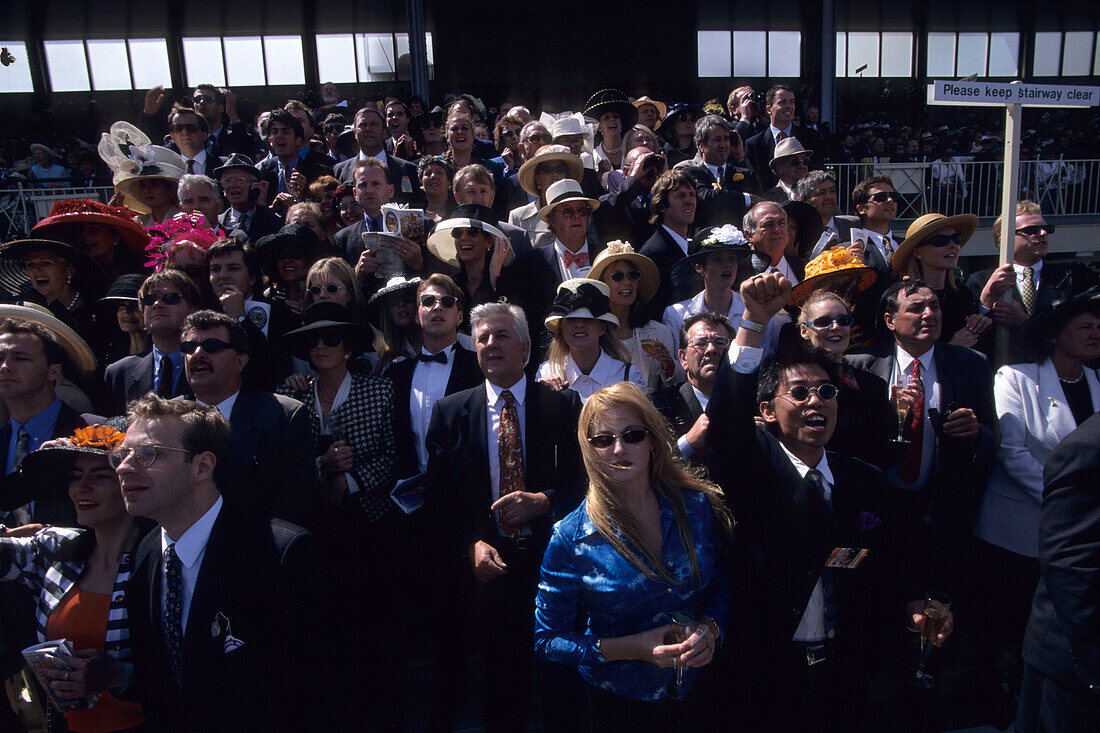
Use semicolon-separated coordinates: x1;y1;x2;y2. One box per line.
857;511;882;532
211;611;246;654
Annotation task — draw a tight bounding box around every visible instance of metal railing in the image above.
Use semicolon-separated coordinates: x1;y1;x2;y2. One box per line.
829;158;1100;220
0;181;117;240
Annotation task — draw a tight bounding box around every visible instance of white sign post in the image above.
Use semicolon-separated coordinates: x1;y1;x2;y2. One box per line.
927;79;1100;360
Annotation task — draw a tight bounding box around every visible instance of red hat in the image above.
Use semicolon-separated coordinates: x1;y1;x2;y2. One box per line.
31;199;151;261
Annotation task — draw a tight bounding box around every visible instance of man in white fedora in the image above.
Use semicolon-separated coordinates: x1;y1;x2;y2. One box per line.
763;137;812;204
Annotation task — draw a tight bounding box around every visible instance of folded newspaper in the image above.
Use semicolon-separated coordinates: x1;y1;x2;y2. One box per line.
22;639;100;712
360;232;407;281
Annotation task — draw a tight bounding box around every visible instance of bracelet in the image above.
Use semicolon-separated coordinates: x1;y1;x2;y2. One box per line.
739;318;768;334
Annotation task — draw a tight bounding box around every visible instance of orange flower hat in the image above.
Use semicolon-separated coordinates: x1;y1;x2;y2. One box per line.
789;246;878;306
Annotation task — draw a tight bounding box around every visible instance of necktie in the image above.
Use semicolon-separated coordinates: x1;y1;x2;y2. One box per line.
277;163;289;194
12;427;29;471
562;250;588;269
898;361;925;486
883;235;895;259
716;166;724;189
163;544;184;681
1021;266;1037;315
157;354;174;397
805;469;838;640
186;159;195;174
417;351;448;364
498;390;526;535
776;131;788;142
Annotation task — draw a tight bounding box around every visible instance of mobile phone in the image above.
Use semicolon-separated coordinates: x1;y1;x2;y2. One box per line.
248;184;261;204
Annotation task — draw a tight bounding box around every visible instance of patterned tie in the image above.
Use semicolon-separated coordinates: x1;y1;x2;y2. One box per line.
163;544;184;681
562;250;588;269
776;131;788;142
1021;266;1037;315
716;166;724;189
498;390;526;535
898;361;925;486
882;235;895;260
186;159;195;175
277;162;289;194
12;427;29;471
157;354;174;397
805;469;838;640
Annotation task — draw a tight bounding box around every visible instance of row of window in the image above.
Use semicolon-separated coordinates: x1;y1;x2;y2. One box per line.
0;33;435;93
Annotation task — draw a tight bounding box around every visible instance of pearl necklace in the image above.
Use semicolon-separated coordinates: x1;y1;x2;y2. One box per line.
65;291;81;310
1059;369;1085;385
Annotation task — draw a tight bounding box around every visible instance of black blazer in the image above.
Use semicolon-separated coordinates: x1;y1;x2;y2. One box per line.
222;389;317;526
385;344;484;479
258;151;334;195
679;162;755;228
126;504;328;731
651;380;706;466
498;219;533;261
0;403;87;525
104;352;192;417
594;175;656;245
744;126;809;190
1022;412;1100;691
217;204;283;244
964;263;1064;365
425;379;584;559
639;225;695;320
334;152;421;204
333;218;391;300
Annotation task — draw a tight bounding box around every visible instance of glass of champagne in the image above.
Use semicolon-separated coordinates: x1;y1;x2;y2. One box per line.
891;380;911;444
910;592;951;688
665;610;694;699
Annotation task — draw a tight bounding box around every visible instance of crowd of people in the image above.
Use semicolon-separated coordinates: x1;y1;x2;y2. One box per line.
0;79;1097;732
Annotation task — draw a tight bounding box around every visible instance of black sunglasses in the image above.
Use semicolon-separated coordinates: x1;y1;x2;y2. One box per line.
779;384;839;404
450;227;486;239
1016;224;1054;236
180;338;235;355
587;428;649;449
192;94;215;105
171;123;200;134
308;332;344;348
609;270;641;283
308;283;345;296
922;233;963;247
140;292;184;306
806;314;854;329
420;294;458;309
866;191;901;204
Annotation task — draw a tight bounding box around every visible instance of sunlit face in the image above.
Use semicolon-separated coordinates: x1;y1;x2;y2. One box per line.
678;320;731;388
23;251;74;301
662;185;697;230
520;125;552;159
307;272;350;306
218;172;258;209
885;287;942;348
598;112;621;138
308;329;350;371
808;180;838;222
115;417;195;523
636;104;659;131
548;202;590;244
799;298;852;355
749;204;788;263
275;254;308;284
766;89;796;128
141;281;193;335
695;251;739;289
1013;212;1050;266
179;184;222;226
759;364;837;453
267;121;303;158
455;178;494;208
116;302;143;333
182;325;246;398
353;165;393;213
208;251;255;298
587;405;651;485
446;118;474;152
534;160;569;196
0;333;60;401
453;227;492;266
169;110;207;154
562;317;605;354
602;260;639;309
286;108;314;142
79;223;121;261
421;162;449;197
914;226;961;272
417;284;462;338
699;127;731;166
858;183;897;223
475;313;528;385
631;129;658;153
385;103;409;135
69;453;128;528
287;209;325;241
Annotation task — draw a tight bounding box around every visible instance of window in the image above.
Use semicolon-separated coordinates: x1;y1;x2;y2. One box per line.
43;40;91;92
1062;32;1095;76
128;39;172;89
835;32;914;78
696;31;802;78
316;33;435;83
926;32;1019;78
222;36;265;87
182;35;307;87
1032;31;1100;77
263;36;305;86
182;37;225;87
0;41;35;93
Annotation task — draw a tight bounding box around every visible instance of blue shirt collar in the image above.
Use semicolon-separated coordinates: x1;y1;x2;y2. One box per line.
9;398;63;438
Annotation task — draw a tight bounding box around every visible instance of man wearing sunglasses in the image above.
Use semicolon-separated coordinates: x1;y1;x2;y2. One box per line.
167;106;211;177
706;271;949;729
115;394;329;730
104;271;200;415
764;137;813;205
852;175;902;270
179;310;314;525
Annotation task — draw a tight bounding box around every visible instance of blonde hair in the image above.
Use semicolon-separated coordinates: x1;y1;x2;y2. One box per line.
992;199;1042;244
546;321;632;376
906;252;958;291
579;383;732;585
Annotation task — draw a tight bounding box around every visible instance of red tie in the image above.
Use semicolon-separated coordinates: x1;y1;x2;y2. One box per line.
498;390;526;536
562;250;588;269
898;361;925;485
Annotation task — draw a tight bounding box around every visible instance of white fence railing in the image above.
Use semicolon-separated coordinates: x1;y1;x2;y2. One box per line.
1;182;118;240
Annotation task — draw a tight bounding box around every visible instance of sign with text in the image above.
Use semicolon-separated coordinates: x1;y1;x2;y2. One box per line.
927;80;1100;108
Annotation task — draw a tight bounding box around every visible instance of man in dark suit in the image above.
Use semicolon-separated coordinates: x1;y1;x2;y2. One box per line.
116;395;327;731
744;84;807;190
105;270;200;415
1017;412;1100;731
678;115;756;230
425;302;584;732
213;154;283;242
745;201;805;284
707;272;952;730
180;310;315;525
334;106;420;204
847;280;997;596
966;202;1064;365
593;145;667;246
453;163;533;261
797;170;860;245
257;109;334;215
651;312;733;466
639;169;699;318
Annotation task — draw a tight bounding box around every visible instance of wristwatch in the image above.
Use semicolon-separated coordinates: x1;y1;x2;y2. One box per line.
739;318;767;333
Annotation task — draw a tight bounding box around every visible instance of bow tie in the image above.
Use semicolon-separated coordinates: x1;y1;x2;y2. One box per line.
562;250;588;269
417;351;448;364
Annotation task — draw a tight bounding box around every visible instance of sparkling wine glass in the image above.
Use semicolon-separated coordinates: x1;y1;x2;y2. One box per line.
910;592;951;689
891;381;911;444
665;610;695;699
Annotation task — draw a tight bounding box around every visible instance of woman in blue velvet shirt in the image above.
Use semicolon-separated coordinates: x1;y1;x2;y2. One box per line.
534;382;732;729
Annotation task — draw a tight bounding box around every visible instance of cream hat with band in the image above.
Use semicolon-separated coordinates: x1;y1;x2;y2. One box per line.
538;179;600;222
516;144;584;199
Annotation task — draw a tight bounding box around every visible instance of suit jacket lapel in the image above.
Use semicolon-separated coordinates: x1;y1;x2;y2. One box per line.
933;348;958;406
131;352;155;397
445;346;481;394
680;381;703;421
467;386;490;503
1037;359;1079;439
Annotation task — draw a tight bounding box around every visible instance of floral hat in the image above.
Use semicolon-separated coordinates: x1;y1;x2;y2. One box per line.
6;421;127;510
789;246;877;306
144;212;226;272
670;224;753;286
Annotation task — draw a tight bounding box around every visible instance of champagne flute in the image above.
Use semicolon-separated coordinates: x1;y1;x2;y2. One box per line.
891;380;911;444
665;610;694;699
910;592;951;689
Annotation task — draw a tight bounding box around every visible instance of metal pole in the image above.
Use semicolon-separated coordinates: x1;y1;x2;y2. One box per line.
406;0;429;104
994;95;1023;362
821;0;836;129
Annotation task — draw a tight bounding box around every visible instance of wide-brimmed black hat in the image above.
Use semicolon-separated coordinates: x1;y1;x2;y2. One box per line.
409;106;445;139
661;103;704;128
94;273;146;319
212;153;261;180
583;89;638;131
1025;265;1100;352
254;224;320;277
0;238;109;297
670;225;754;288
282;301;370;361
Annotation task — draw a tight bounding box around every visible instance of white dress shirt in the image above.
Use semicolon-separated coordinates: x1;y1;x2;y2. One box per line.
486;377;530;537
892;345;940;489
780;447;836;642
676;385;712;459
161;495;224;631
184;149;209;176
410;343;457;472
660;225;691;257
553;239;592;279
662;290;745;340
536;351;645;403
200;389;240;421
770;125;793;142
1013;259;1043;290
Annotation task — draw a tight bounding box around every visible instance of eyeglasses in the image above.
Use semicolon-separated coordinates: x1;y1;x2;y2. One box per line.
308;332;344;348
1016;224;1054;236
777;383;839;404
536;163;569;176
922;233;963;247
308;283;346;296
170;123;200;134
180;338;235;354
450;227;486;239
687;336;731;351
420;294;458;309
555;206;590;219
866;191;901;204
140;291;184;306
586;428;649;449
787;157;811;167
192;94;215;105
609;270;641;283
805;314;854;330
108;443;192;469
